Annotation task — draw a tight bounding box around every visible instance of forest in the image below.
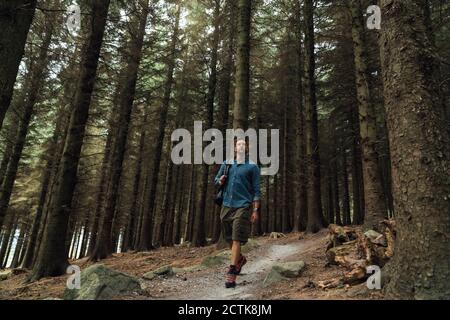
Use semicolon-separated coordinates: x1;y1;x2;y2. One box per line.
0;0;449;300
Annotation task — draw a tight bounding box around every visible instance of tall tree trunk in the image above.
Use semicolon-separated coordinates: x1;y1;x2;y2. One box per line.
90;0;149;261
0;125;17;187
303;0;323;233
0;20;53;228
0;0;37;130
123;111;148;251
173;168;186;244
333;143;342;226
138;5;180;251
2;220;17;268
164;166;180;246
350;103;364;225
21;109;64;269
380;0;450;299
341;144;351;225
327;165;335;224
232;0;251;130
10;225;25;268
184;166;196;242
192;0;220;247
87;113;116;256
30;73;75;268
214;0;237;246
157;147;174;246
294;3;307;231
77;219;89;259
348;0;387;230
0;215;15;267
219;0;236;137
29;0;110;281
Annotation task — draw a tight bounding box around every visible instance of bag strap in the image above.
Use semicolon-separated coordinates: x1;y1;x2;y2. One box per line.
218;164;231;191
224;163;230;176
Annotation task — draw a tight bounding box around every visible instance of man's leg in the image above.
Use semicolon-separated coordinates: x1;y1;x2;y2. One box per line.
230;240;241;266
232;206;250;274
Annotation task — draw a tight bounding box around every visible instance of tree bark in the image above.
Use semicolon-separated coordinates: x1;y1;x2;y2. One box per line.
0;125;17;187
90;0;149;261
0;0;37;130
192;0;220;247
303;0;323;233
0;215;15;267
380;0;450;299
0;19;53;228
294;3;307;231
10;224;25;268
21;108;65;269
341;144;351;225
348;0;387;230
138;5;180;251
350;103;364;225
29;0;110;281
123;111;147;251
232;0;251;130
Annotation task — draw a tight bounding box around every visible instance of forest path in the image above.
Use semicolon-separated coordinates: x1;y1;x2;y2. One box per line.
148;230;328;300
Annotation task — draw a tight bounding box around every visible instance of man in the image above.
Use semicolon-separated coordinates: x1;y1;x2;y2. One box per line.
214;138;261;288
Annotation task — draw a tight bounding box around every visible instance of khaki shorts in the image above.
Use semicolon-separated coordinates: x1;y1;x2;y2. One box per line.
220;205;252;245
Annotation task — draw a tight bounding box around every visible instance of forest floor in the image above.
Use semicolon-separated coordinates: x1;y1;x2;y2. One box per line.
0;229;384;300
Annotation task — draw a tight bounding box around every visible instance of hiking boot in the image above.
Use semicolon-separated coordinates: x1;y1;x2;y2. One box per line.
236;255;247;275
225;265;238;288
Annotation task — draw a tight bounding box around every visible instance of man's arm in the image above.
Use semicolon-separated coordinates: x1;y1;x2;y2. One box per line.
251;165;261;223
214;162;226;186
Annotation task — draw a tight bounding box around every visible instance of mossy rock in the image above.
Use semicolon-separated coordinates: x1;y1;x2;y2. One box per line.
143;265;174;280
153;265;174;276
241;238;260;253
201;254;228;267
63;264;141;300
263;261;306;287
263;269;288;287
272;261;306;278
0;270;12;281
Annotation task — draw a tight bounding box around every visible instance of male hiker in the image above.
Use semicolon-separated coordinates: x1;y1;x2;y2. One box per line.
214;138;261;288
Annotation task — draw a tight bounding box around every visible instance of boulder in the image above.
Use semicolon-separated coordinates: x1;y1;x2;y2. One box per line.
142;272;158;280
241;238;259;253
0;268;26;281
143;265;174;280
263;261;306;287
201;254;228;267
0;270;12;281
152;265;174;276
263;269;287;287
272;261;306;278
63;264;141;300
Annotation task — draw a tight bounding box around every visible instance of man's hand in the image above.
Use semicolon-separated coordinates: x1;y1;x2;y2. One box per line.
251;211;259;224
219;175;226;186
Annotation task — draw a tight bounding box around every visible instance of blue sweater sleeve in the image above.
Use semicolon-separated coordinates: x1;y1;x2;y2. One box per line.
214;162;226;186
252;165;261;201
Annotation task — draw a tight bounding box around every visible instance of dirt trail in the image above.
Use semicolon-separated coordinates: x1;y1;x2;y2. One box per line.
147;230;327;300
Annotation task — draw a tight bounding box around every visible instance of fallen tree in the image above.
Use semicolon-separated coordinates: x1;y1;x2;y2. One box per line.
319;221;396;289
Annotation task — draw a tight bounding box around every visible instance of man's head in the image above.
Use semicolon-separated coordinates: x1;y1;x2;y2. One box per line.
235;139;246;156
